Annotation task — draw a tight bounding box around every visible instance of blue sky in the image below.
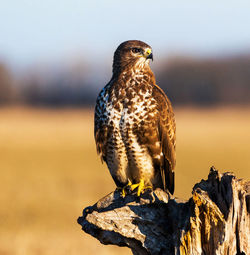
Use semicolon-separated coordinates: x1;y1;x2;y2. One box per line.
1;0;250;68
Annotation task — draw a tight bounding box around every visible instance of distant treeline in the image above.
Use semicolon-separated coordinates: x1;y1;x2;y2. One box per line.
157;55;250;106
1;54;250;106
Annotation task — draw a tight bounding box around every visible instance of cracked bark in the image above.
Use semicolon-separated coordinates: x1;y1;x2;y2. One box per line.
77;167;250;255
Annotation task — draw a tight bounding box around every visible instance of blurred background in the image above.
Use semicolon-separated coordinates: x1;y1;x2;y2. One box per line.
1;1;250;254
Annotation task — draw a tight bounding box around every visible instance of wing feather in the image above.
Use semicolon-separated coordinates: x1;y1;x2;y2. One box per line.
153;84;176;194
94;85;110;163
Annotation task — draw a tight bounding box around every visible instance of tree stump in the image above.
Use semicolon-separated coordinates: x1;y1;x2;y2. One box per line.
77;167;250;255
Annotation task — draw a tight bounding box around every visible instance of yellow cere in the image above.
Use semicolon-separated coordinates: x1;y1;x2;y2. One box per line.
146;48;151;55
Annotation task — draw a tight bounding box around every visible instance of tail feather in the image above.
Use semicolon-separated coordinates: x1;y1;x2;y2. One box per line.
161;159;175;195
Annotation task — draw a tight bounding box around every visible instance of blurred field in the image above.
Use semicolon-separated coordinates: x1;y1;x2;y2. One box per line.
0;107;250;255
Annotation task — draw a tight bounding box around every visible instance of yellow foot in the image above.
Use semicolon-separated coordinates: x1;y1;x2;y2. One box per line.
130;179;152;196
118;180;132;198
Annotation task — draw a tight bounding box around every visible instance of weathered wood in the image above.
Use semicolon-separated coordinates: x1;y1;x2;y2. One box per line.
77;167;250;255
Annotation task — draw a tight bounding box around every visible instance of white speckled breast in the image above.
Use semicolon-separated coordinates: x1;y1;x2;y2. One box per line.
103;73;157;186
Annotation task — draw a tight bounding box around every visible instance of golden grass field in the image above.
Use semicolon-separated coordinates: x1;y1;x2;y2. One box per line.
0;107;249;255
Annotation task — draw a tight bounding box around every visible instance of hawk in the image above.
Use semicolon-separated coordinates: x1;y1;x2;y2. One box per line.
94;40;176;196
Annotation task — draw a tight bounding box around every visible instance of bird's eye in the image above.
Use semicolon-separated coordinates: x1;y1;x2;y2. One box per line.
131;48;141;54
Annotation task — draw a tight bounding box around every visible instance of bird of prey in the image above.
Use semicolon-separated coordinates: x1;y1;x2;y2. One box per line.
94;40;176;196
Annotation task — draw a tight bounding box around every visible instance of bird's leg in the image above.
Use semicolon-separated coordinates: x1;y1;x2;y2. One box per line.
121;187;126;198
118;180;132;198
130;179;152;196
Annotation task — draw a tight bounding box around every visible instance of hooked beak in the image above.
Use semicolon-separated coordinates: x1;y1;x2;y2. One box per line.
144;48;153;61
146;53;153;61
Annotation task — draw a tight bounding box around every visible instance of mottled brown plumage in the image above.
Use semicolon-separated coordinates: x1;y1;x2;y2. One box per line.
94;40;176;195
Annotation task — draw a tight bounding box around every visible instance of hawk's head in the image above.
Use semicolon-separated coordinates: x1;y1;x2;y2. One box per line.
112;40;153;75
